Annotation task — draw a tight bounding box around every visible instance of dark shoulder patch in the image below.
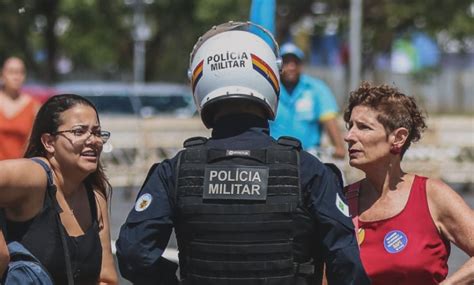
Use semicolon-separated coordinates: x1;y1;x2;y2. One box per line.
324;163;344;188
277;136;302;150
183;136;208;148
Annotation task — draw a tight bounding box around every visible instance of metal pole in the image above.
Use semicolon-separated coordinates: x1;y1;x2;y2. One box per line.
349;0;362;91
133;0;146;83
134;40;145;83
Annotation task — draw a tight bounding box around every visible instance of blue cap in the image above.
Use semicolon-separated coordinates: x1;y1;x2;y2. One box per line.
280;42;304;60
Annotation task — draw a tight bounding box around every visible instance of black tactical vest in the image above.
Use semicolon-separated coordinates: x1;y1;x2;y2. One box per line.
173;136;319;285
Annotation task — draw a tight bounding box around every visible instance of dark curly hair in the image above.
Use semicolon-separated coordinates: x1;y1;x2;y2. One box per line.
343;81;427;156
24;94;111;200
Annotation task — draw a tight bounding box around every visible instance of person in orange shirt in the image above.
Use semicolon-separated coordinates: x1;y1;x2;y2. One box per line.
0;56;40;160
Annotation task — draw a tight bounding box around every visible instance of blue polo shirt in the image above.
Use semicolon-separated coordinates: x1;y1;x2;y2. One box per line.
270;74;339;150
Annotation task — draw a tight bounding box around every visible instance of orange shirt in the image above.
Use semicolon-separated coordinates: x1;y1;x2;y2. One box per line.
0;98;37;160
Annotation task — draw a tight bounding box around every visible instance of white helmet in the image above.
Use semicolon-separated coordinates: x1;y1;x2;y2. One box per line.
188;21;281;128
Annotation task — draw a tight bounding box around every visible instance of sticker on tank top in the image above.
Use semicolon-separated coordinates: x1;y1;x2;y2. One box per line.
135;193;153;212
383;230;408;253
357;228;365;246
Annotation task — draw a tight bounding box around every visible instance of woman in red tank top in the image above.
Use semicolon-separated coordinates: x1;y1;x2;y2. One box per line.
342;82;474;285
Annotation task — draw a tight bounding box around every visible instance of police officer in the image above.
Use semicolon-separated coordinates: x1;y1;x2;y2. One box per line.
116;21;370;285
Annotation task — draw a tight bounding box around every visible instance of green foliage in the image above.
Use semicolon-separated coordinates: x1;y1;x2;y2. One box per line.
58;0;129;72
275;0;313;41
0;0;471;82
145;0;251;81
362;0;474;52
0;0;41;72
195;0;250;23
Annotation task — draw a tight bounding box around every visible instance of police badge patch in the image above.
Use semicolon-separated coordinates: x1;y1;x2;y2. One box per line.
135;193;153;212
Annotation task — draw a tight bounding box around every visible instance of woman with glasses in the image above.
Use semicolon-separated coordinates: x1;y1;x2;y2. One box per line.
0;94;118;284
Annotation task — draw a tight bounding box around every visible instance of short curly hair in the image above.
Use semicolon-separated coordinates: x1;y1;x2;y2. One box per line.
343;81;427;156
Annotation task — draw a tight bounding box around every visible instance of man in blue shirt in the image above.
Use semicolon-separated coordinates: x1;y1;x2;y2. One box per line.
116;22;369;285
270;43;346;159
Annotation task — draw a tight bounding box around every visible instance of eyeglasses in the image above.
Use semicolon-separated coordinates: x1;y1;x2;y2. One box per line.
52;128;111;144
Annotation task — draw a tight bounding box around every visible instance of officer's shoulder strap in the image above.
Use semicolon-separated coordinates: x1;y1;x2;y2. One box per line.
183;136;208;148
171;151;184;209
324;163;344;188
276;136;302;150
273;136;302;206
267;136;300;165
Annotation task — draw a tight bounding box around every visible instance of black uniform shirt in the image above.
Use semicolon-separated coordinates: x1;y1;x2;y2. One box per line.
116;114;370;285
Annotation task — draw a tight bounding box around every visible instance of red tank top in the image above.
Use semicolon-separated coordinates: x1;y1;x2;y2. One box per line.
0;98;37;160
356;176;450;285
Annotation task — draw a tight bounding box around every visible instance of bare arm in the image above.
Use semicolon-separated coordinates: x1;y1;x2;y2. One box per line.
0;230;9;278
0;159;46;216
0;157;51;276
322;118;345;159
0;159;48;275
95;191;118;285
427;178;474;285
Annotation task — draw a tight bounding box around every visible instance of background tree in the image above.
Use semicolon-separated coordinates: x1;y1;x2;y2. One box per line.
0;0;471;83
59;0;130;80
0;0;59;82
143;0;251;81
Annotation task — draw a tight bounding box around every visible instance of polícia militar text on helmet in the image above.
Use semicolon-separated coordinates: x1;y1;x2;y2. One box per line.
188;21;282;128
